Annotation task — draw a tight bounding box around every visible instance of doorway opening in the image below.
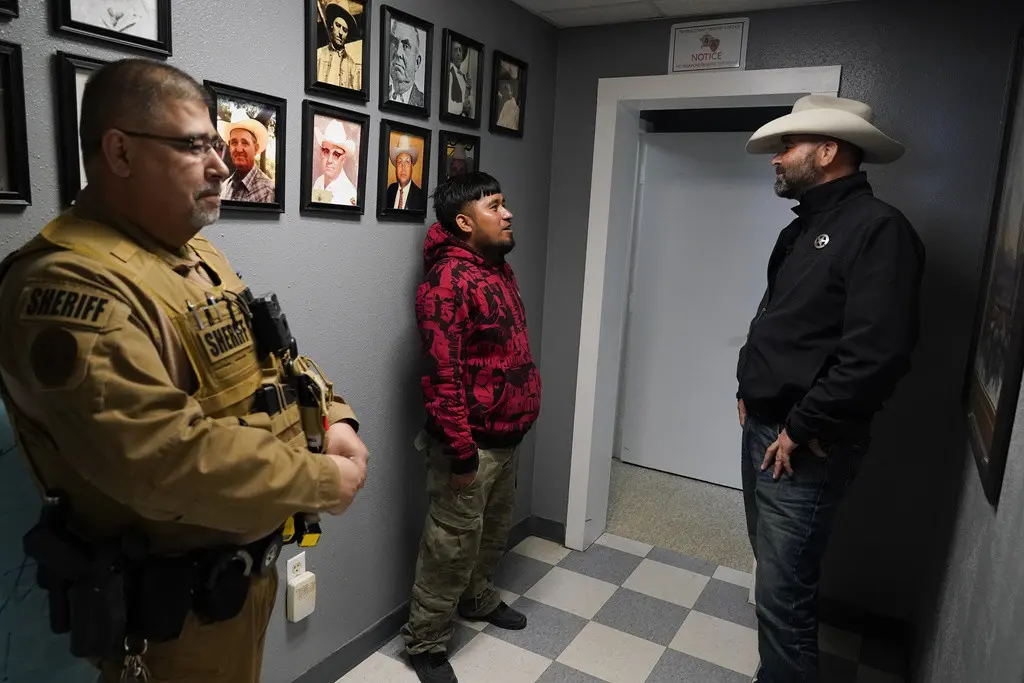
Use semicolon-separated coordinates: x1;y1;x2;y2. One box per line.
564;66;843;555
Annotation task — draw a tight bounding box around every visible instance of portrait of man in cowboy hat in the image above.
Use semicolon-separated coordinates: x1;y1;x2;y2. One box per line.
217;107;276;204
314;0;364;92
386;132;425;211
442;138;475;181
311;115;359;206
736;94;925;683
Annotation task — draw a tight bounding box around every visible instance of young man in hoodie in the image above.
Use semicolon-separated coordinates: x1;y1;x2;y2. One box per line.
401;172;542;683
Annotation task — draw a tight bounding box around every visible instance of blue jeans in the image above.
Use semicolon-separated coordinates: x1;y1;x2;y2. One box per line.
741;414;865;683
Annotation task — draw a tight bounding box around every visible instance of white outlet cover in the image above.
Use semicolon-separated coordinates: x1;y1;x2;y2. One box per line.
287;551;306;579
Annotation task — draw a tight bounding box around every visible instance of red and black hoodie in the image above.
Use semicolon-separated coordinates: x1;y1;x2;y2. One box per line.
415;222;542;473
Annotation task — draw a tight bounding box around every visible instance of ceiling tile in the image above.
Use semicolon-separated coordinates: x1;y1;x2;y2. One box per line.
544;2;661;27
531;0;647;9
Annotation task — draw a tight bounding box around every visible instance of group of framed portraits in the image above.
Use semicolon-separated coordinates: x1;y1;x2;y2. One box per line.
1;1;527;221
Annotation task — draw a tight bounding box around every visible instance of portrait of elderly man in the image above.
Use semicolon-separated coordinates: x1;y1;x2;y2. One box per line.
219;111;275;204
387;17;425;107
387;134;425;211
312;117;359;206
316;1;363;91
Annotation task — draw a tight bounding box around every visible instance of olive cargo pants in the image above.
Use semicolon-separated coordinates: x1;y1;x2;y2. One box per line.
402;431;519;656
97;569;278;683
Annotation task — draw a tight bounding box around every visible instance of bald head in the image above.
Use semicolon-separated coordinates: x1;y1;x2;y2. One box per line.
79;58;211;172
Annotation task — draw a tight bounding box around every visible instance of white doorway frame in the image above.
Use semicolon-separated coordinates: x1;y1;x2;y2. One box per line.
564;66;843;552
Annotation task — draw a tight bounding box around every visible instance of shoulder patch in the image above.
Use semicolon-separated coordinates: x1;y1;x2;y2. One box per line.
19;281;117;330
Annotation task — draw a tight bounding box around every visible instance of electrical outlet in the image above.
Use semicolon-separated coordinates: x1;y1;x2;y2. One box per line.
287;551;306;580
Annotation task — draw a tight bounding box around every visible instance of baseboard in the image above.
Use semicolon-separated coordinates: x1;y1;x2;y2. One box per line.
291;515;567;683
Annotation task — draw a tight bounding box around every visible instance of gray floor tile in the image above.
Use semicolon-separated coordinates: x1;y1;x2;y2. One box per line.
559;544;645;585
536;662;608;683
692;578;758;630
821;651;860;683
592;587;690;646
494;552;554;595
859;636;907;676
647;547;718;576
380;622;479;661
482;597;588;659
646;648;750;683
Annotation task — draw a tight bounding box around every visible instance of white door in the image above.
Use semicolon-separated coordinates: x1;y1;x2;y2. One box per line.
617;131;796;489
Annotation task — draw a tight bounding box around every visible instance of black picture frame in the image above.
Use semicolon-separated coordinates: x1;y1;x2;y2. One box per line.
437;130;480;184
54;0;172;57
377;117;431;221
489;50;528;138
963;23;1024;507
205;80;287;215
0;41;30;207
0;0;18;19
300;99;370;217
305;0;371;104
55;51;110;209
438;29;484;129
379;4;433;120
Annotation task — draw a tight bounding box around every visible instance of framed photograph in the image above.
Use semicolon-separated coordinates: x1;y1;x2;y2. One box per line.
489;50;528;138
54;0;172;57
380;5;432;119
306;0;370;103
55;51;109;209
0;0;18;19
300;99;369;216
439;29;484;128
437;130;479;184
0;41;30;206
964;23;1024;507
205;81;286;214
377;118;431;220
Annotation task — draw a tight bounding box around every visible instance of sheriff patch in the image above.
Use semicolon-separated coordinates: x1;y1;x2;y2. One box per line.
201;317;253;362
20;283;115;329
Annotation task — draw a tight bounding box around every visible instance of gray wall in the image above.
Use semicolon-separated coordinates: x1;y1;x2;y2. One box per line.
533;0;1024;626
0;2;556;681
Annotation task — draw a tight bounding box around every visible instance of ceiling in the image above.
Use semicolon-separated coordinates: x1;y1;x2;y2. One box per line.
508;0;860;28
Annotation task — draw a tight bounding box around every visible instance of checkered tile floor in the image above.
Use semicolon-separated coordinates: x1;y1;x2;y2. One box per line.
339;534;908;683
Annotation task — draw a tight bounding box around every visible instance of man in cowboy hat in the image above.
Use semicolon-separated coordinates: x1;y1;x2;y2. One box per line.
312;119;358;206
736;95;925;683
445;143;471;180
219;111;275;204
316;1;362;91
386;134;425;211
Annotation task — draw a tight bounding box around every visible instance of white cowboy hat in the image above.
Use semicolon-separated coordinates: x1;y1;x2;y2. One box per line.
450;144;467;161
314;119;357;157
746;95;905;164
218;110;269;153
389;134;419;166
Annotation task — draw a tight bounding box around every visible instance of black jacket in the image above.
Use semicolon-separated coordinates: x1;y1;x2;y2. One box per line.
387;181;426;211
736;172;925;444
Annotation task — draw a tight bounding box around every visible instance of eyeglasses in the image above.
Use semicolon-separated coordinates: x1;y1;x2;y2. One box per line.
321;146;345;161
119;129;226;156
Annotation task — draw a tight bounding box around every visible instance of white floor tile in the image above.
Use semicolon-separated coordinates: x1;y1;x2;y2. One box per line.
595;532;654;557
622;559;710;608
669;611;760;676
450;632;552;683
557;621;666;683
524;566;617;619
819;623;863;661
713;565;754;590
856;665;904;683
499;588;521;605
512;536;572;565
336;652;419;683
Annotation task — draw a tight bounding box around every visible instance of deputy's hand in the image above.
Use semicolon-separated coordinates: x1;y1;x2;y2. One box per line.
451;471;477;491
762;428;799;480
737;399;747;427
325;421;369;470
326;454;366;515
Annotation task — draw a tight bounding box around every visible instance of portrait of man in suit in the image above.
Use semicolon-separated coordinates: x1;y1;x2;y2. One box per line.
386;133;425;211
387;17;425;107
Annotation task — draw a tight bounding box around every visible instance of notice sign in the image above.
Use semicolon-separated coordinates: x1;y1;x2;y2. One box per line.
668;18;749;73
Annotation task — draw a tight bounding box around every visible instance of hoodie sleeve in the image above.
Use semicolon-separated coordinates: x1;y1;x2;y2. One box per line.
416;277;479;473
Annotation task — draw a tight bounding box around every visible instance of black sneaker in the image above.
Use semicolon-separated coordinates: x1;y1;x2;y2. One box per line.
459;601;527;630
409;652;457;683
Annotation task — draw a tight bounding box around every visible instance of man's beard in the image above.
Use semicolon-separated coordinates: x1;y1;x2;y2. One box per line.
190;187;222;229
774;156;823;199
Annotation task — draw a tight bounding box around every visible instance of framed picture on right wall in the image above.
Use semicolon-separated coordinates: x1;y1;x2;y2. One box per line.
489;50;527;138
963;22;1024;507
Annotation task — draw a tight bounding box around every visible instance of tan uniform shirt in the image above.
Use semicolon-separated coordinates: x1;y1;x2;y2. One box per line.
0;191;356;553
